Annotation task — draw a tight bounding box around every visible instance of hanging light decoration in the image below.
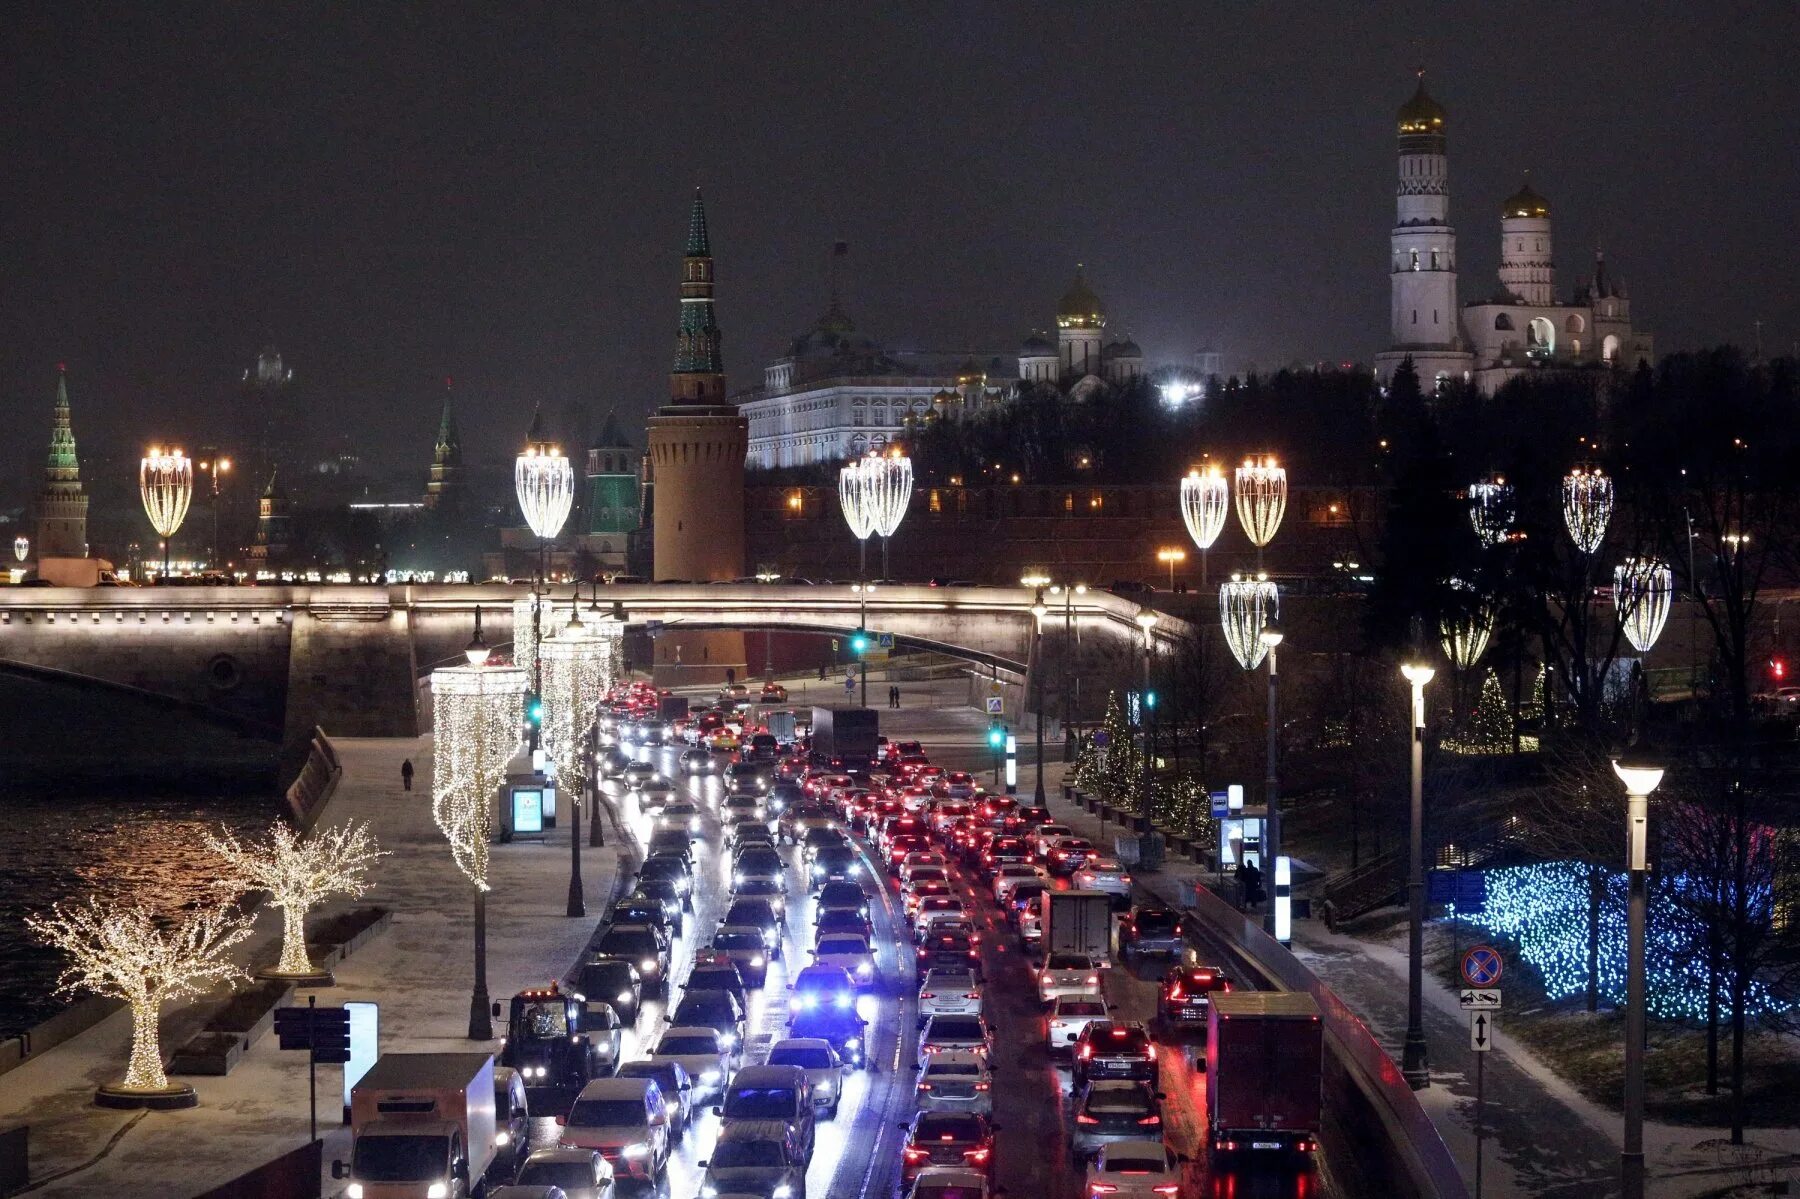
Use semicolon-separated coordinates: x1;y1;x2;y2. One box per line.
1439;579;1498;669
1220;572;1280;670
1234;455;1287;548
514;445;575;544
430;661;528;890
540;600;612;800
1562;467;1613;555
140;448;193;576
1467;476;1515;547
1180;466;1230;551
13;536;27;563
838;458;880;577
511;594;541;669
1615;558;1674;653
865;452;913;579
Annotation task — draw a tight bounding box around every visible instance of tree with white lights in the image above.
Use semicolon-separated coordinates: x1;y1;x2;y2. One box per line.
206;819;384;979
26;899;251;1100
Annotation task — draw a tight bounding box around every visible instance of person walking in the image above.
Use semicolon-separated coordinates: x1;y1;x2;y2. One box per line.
400;758;414;792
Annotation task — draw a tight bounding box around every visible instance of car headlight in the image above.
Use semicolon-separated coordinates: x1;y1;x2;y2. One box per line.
815;1081;834;1093
773;1187;794;1199
702;1187;719;1199
495;1129;511;1146
617;990;634;1004
640;958;657;973
347;1187;364;1199
700;1068;722;1083
427;1184;449;1199
751;955;765;968
622;1142;650;1158
734;873;746;885
835;994;853;1009
856;962;873;977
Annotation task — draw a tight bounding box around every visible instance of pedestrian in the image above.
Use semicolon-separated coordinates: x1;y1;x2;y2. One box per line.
726;666;736;685
818;662;828;681
400;758;414;792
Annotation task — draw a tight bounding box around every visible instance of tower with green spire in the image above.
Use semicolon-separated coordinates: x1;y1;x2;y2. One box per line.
670;188;727;406
34;364;89;559
585;410;639;537
424;378;463;509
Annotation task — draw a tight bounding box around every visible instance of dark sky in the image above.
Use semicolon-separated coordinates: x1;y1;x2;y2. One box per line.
4;3;1797;503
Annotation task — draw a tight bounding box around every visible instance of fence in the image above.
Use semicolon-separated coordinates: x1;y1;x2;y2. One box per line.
284;727;342;832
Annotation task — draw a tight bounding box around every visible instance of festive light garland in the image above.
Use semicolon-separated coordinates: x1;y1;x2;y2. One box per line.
1233;456;1287;548
515;445;574;541
1562;467;1613;555
1615;558;1674;653
1439;579;1497;669
431;663;528;890
864;452;913;540
1467;476;1515;547
12;536;27;563
837;459;879;543
511;594;541;669
25;898;252;1092
139;448;193;540
205;819;384;977
541;602;613;801
1220;572;1279;670
1180;466;1230;552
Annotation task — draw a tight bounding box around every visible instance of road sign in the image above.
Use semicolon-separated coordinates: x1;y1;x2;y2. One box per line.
1210;790;1229;818
985;696;1004;714
844;676;856;693
1461;944;1504;988
1459;988;1503;1011
1469;1011;1496;1052
1428;869;1488;910
1092;730;1111;748
877;632;894;650
644;619;664;636
988;680;1003;697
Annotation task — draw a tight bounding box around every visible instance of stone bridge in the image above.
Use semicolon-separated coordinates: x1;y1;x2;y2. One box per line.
0;584;1188;763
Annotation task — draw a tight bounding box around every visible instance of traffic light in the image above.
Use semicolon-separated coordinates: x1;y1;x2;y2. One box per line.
526;694;544;727
1144;690;1158;710
1773;657;1787;682
986;723;1005;750
850;629;870;655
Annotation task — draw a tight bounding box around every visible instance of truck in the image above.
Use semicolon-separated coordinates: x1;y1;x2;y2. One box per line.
1038;889;1114;962
659;694;690;723
810;706;879;771
333;1052;498;1198
494;982;620;1115
766;709;798;745
1204;991;1323;1157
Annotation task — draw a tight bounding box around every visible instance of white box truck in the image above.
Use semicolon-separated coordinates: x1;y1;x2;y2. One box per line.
333;1052;498;1198
1040;889;1114;961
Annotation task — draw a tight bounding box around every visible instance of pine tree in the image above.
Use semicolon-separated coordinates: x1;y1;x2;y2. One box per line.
1074;692;1141;809
1445;670;1517;754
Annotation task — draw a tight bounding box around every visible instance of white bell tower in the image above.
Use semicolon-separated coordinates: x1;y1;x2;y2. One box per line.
1376;75;1472;386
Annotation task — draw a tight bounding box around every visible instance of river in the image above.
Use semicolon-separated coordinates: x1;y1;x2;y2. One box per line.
0;792;282;1039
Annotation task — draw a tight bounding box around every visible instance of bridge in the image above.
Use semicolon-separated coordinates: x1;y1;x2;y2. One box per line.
0;584;1188;763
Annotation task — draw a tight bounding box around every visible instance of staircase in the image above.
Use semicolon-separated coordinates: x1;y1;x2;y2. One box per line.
1319;848;1405;930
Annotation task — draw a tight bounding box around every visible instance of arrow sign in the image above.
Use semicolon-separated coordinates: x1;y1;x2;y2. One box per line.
1470;1011;1496;1052
1459;988;1502;1010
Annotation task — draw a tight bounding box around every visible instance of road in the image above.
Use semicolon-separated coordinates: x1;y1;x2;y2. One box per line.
520;709;1348;1199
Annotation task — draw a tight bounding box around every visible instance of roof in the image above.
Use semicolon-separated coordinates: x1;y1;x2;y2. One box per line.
1502;181;1551;219
590;409;632;450
1397;76;1446;135
686;188;710;257
1210;990;1321;1018
1103;338;1143;359
356;1052;494;1091
1057;266;1104;322
725;1063;807;1084
1020;332;1055;355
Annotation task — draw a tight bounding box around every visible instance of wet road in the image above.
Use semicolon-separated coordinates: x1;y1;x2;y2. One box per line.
526;727;1348;1199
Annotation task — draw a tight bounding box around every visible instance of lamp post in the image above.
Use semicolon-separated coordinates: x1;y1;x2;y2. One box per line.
1044;579;1087;761
851;582;875;707
196;452;231;571
756;567;781;679
1136;611;1158;818
543;592;608;918
1613;756;1663;1199
1400;660;1435;1088
1156;546;1186;592
1031;596;1048;803
515;423;575;751
1259;621;1284;936
139;448;193;581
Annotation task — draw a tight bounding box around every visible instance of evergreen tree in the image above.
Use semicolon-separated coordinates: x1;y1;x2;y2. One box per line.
1073;692;1140;808
1445;670;1516;754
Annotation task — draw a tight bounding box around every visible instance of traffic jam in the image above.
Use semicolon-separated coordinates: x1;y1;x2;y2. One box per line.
493;679;1332;1199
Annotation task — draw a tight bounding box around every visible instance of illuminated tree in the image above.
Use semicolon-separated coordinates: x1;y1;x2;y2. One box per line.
1073;692;1141;812
1442;671;1517;755
206;819;384;979
26;899;251;1101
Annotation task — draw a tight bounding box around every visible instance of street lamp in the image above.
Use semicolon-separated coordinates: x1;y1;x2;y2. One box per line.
1031;598;1048;803
139;448;193;581
1048;581;1088;757
1234;455;1288;568
756;566;781;678
1156;546;1187;592
1613;755;1663;1199
196;452;232;571
542;592;609;918
867;451;913;580
1136;611;1158;817
1258;621;1284;936
515;422;574;749
1400;660;1436;1088
851;582;876;707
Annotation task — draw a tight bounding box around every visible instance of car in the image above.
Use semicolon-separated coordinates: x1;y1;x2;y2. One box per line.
1118;906;1185;960
992;863;1049;904
648;1026;733;1102
606;898;678;943
590;924;669;995
979;836;1032;873
788;962;857;1016
1156;964;1231;1029
815;880;871;919
903;879;955;920
1082;1140;1185;1198
760;682;789;701
685;960;751;1006
912;896;969;932
905;1166;1000;1199
621;760;657;787
1071;1021;1159;1088
1028;823;1073;859
926;802;972;835
917;968;983;1022
1073;858;1134;903
599;748;632;780
613;1059;696;1136
511;1146;615;1199
722;897;785;952
915;1049;993;1114
679;746;717;775
493;1066;531;1177
732;844;786;881
899;850;949;882
813;907;874;942
916;930;982;980
725;760;770;789
778;800;835;844
710;926;773;986
722;791;768;822
914;918;978;950
801;825;850;859
807;843;861;888
730;876;789;918
731;822;778;853
1068;1080;1164;1164
668;990;747;1057
559;1077;672;1184
1037;952;1106;1004
694;1118;808;1199
1014;805;1052;827
1017;905;1043;951
885;834;932;872
766;1036;845;1118
656;799;704;835
644;828;694;869
1045;837;1097;876
1003;883;1049;927
709;729;741;752
712;1063;818;1160
636;776;678;810
787;1005;868;1069
575;958;643;1026
636;856;693;905
1046;996;1111;1054
811;934;877;988
900;1112;995;1183
917;1014;994;1066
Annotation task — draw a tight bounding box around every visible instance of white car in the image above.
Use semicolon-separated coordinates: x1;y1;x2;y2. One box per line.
918;968;983;1021
1018;906;1043;950
899;851;949;884
992;863;1049;904
635;776;678;810
1046;995;1111;1054
1073;857;1133;900
912;898;968;933
914;917;978;947
907;1166;998;1199
811;933;878;988
1083;1139;1184;1197
1038;952;1106;1004
678;747;716;775
1028;823;1074;859
914;1049;993;1114
656;800;703;834
765;1035;845;1119
648;1025;731;1102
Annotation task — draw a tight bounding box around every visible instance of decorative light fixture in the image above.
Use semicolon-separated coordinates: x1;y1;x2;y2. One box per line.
26;897;252;1106
1439;579;1497;669
1234;456;1287;556
140;447;193;579
12;536;26;563
837;458;880;578
1180;466;1230;552
541;599;613;800
865;451;913;580
1468;476;1515;547
1220;572;1280;670
1562;467;1613;555
510;594;540;669
205;819;384;981
1615;558;1673;653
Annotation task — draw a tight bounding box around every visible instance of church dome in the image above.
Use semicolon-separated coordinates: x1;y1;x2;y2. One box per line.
1397;78;1446;135
1502;181;1550;219
1020;332;1055;357
1103;338;1143;359
1057;267;1105;326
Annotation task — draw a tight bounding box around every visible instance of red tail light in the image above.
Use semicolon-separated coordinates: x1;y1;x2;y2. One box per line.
1076;1112;1099;1124
1152;1186;1180;1196
1090;1187;1119;1195
1086;975;1099;985
965;1148;991;1164
1079;1044;1094;1059
919;992;936;999
903;1148;928;1164
916;1083;933;1092
974;1081;990;1091
963;992;980;999
1137;1115;1162;1125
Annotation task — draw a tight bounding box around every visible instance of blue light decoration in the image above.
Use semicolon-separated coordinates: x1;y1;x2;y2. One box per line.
1449;862;1788;1021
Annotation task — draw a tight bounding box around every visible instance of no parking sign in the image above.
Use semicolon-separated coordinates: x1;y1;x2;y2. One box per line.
1461;944;1504;988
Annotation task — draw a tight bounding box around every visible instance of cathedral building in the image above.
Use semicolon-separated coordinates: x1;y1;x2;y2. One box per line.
1374;77;1653;393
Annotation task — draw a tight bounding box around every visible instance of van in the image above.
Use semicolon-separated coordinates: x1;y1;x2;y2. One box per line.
559;1076;672;1184
712;1064;816;1162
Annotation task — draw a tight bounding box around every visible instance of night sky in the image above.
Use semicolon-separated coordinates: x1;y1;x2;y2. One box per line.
4;3;1797;505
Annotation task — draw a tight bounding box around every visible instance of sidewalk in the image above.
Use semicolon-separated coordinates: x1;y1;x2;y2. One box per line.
0;735;623;1199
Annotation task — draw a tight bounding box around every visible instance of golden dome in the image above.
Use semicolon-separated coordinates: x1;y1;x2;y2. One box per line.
1057;266;1105;328
1502;181;1550;219
1397;77;1446;136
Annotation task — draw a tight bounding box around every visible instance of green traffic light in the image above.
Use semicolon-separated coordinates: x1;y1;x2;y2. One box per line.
986;726;1004;749
850;629;870;654
1145;690;1157;709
